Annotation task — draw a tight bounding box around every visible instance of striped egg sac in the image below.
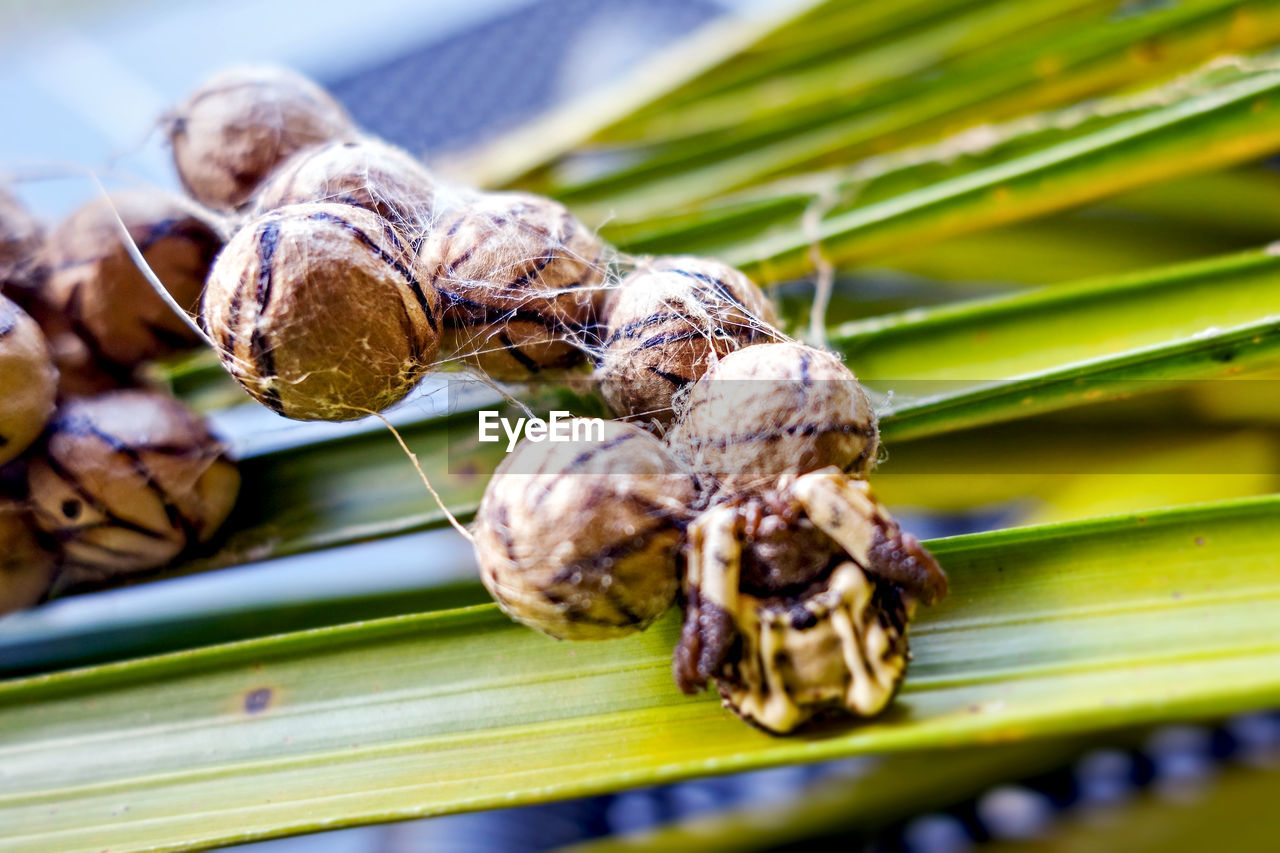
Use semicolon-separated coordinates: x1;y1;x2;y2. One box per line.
166;65;356;212
666;342;880;496
420;192;605;380
473;419;695;641
595;256;780;427
0;295;57;467
43;191;222;369
251;138;437;237
201;202;440;421
26;390;240;583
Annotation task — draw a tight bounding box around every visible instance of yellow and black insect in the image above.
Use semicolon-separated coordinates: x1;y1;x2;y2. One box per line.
674;468;946;733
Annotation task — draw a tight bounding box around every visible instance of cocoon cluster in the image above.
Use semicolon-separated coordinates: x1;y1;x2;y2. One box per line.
472;258;944;734
0;185;240;613
63;62;943;736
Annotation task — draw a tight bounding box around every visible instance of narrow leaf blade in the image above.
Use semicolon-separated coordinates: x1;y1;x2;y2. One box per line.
2;496;1278;852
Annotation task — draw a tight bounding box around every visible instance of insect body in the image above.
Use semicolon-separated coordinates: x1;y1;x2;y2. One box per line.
673;467;945;733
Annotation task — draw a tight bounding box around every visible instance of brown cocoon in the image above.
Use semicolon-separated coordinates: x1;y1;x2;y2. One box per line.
0;500;58;615
202;203;439;421
596;256;780;426
12;291;128;398
474;419;695;640
44;191;221;368
421;192;604;379
0;296;58;466
27;390;240;581
253;138;436;235
168;65;355;210
0;185;47;296
667;342;879;493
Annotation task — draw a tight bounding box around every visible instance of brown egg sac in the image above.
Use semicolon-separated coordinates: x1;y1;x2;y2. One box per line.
420;192;604;379
474;418;695;640
167;65;356;211
0;185;47;297
201;203;439;421
596;256;780;426
252;138;436;236
0;296;58;467
0;500;58;615
26;390;240;582
666;342;879;494
11;292;128;398
43;191;222;369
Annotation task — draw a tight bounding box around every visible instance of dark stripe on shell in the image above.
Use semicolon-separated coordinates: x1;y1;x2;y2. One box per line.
224;219;279;352
308;210;437;333
498;330;541;374
688;420;877;451
63;417;202;547
644;365;691;390
37;452;173;541
245;220;284;413
440;293;565;332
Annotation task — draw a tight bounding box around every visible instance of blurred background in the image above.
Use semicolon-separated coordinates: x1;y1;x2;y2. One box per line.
0;0;765;218
2;1;1279;851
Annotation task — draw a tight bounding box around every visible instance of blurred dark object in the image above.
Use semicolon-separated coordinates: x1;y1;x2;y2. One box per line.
326;0;723;156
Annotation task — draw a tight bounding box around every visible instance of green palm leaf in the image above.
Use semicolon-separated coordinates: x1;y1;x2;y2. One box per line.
5;3;1280;849
2;496;1277;852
